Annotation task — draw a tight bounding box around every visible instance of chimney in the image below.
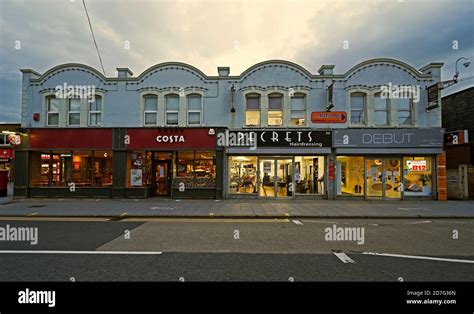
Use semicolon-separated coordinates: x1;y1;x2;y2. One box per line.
218;66;230;77
318;65;335;75
419;63;443;81
116;67;134;78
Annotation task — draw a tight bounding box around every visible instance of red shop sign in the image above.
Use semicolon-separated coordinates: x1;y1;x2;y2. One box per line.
311;111;347;123
0;149;12;159
126;128;216;149
30;129;113;149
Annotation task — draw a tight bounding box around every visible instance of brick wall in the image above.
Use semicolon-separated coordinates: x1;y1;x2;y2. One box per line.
442;87;474;165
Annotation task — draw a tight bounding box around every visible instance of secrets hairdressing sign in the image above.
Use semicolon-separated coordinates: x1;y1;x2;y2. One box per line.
333;128;444;148
218;130;332;148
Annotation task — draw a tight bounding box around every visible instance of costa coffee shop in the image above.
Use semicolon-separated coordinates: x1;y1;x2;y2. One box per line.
14;127;223;199
332;128;444;200
221;129;332;199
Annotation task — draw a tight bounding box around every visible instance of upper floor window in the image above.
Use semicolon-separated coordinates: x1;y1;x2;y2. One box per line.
245;94;260;126
0;134;7;146
187;94;202;125
268;93;283;126
290;94;306;126
68;98;81;126
165;94;179;125
89;95;102;126
397;98;413;126
350;93;366;125
143;94;158;126
46;96;60;126
374;93;389;126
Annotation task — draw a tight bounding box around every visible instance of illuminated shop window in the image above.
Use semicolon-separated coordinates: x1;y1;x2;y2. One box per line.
228;156;257;194
294;156;325;195
127;151;152;188
403;157;433;196
336;156;365;196
175;151;216;188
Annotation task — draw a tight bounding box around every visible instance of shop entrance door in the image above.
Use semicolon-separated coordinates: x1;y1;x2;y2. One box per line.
365;158;401;199
155;160;171;196
258;158;293;198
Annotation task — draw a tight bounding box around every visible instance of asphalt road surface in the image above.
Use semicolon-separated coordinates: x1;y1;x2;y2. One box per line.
0;217;473;281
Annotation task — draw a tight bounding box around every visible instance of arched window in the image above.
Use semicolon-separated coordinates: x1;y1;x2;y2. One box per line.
165;94;179;125
89;95;103;126
187;94;202;125
245;93;260;126
143;94;158;126
350;92;366;125
268;93;283;126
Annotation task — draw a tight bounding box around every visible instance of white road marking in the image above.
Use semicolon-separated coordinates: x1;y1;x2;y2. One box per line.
292;219;304;225
405;220;432;225
362;252;474;264
150;207;174;210
398;207;432;211
304;220;339;224
0;250;163;255
333;252;356;264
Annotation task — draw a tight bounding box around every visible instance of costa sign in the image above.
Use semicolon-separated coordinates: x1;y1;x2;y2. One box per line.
311;111;347;123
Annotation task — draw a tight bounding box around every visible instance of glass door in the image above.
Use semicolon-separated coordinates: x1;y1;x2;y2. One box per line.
276;159;293;197
259;159;275;197
365;158;401;199
258;158;293;198
366;159;383;198
155;161;171;196
384;159;401;199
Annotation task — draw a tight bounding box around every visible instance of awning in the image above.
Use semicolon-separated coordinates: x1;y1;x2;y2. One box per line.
335;148;443;155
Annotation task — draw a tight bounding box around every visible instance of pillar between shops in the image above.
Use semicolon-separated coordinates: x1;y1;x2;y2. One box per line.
112;128;127;197
326;150;336;200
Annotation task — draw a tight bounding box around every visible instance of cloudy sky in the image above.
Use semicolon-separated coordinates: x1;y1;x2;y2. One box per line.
0;0;473;122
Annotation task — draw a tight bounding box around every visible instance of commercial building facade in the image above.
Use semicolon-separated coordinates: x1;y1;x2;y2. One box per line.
15;58;445;200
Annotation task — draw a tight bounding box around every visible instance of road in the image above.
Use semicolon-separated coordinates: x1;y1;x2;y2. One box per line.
0;217;473;281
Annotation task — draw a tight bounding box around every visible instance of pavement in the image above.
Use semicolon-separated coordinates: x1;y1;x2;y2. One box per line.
1;192;474;218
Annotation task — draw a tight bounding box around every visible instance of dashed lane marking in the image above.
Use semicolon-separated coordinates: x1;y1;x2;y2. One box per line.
333;251;356;264
361;252;474;264
27;213;38;216
292;219;304;225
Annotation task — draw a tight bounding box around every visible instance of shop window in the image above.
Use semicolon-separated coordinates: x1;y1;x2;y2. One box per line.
403;157;433;196
336;156;364;196
245;94;260;126
290;94;306;126
175;151;216;188
294;156;325;195
0;134;6;145
68;98;81;126
144;94;158;126
374;93;389;126
71;151;92;186
127;151;152;187
47;96;60;126
187;94;202;125
398;98;413;125
268;93;283;126
350;93;366;125
165;94;179;125
29;152;54;187
229;156;257;194
93;151;113;187
51;151;72;186
89;95;102;126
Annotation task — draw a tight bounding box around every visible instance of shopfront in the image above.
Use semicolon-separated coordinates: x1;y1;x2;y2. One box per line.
333;128;444;200
0;148;13;181
221;130;332;199
125;128;223;199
